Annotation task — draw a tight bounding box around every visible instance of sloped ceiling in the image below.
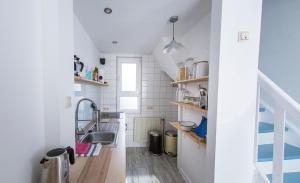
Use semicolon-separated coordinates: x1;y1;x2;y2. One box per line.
74;0;211;54
153;13;211;80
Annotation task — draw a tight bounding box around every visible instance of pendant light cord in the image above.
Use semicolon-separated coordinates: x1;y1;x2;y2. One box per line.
172;22;175;40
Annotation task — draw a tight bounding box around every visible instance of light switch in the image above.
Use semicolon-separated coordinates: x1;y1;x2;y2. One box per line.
238;32;249;41
147;106;154;110
65;96;72;108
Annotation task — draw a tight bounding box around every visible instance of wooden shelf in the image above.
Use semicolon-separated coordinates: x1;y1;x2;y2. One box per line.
170;101;208;114
74;76;109;86
170;122;206;146
170;76;208;85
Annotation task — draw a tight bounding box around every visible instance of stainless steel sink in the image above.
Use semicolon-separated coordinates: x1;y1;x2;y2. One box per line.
77;112;122;147
100;112;122;119
81;131;117;145
80;121;120;147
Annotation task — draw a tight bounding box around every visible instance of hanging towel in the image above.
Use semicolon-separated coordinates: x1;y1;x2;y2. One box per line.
76;141;102;157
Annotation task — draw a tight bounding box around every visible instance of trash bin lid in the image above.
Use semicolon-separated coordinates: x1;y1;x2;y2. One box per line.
149;130;162;136
165;130;177;137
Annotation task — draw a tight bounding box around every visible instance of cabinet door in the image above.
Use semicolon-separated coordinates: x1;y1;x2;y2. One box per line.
180;132;206;183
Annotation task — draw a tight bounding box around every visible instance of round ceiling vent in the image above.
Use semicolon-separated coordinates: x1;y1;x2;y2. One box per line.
104;7;112;14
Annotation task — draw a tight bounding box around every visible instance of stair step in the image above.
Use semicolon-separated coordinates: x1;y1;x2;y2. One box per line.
259;122;288;134
260;107;266;112
267;172;300;183
259;122;274;133
258;143;300;162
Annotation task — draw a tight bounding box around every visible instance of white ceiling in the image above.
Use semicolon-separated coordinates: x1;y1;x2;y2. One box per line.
74;0;211;54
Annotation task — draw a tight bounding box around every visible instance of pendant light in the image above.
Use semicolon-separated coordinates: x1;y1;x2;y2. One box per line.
163;16;184;54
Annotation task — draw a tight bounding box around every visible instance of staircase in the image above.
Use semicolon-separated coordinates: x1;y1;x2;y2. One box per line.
255;71;300;183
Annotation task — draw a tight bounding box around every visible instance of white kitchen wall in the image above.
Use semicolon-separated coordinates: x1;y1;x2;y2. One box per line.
0;0;74;182
180;13;211;61
74;84;102;109
0;1;45;182
100;54;177;147
43;0;75;150
207;0;263;182
259;0;300;103
73;14;102;107
176;80;209;183
73;14;101;72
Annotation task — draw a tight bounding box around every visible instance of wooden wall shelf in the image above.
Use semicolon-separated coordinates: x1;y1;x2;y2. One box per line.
170;101;208;114
170;76;208;85
170;122;206;146
74;76;109;86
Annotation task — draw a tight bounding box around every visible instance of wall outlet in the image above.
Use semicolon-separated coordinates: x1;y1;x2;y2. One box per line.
147;106;154;110
238;32;249;41
101;106;110;111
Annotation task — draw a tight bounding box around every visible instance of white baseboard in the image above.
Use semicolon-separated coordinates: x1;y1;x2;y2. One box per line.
179;167;192;183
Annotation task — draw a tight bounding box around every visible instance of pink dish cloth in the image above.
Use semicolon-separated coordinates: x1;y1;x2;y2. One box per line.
76;141;91;154
76;141;102;157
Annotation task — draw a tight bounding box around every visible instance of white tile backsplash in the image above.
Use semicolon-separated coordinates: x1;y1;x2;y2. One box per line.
99;54;177;147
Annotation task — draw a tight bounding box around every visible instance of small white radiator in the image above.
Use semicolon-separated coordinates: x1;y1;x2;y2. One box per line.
133;117;163;143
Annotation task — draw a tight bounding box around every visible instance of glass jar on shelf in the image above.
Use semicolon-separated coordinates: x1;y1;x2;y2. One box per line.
177;62;187;81
181;89;190;103
192;97;201;106
184;58;194;80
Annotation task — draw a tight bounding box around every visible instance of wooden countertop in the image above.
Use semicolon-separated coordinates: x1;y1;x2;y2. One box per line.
70;117;126;183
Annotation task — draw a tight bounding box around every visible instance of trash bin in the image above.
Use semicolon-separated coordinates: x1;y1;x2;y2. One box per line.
149;130;162;155
164;130;177;156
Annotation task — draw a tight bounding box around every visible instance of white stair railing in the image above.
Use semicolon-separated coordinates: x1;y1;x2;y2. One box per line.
256;70;300;183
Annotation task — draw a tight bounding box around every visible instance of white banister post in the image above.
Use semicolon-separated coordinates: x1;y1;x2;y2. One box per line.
254;81;261;162
272;106;286;183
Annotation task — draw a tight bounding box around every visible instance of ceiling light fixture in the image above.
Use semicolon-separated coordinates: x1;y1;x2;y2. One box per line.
162;16;184;54
104;7;112;14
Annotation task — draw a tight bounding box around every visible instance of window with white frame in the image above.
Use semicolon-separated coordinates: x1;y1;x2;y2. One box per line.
117;57;141;113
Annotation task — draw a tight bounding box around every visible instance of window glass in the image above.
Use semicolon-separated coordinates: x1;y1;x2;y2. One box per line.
121;63;136;92
117;57;141;113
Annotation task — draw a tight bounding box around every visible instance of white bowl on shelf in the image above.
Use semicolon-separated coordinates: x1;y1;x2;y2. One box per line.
179;121;196;131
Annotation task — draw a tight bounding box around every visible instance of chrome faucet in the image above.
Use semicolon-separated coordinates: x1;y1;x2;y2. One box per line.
75;98;100;140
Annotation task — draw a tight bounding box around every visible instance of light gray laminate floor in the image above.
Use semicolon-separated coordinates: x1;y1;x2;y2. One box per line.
126;147;185;183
